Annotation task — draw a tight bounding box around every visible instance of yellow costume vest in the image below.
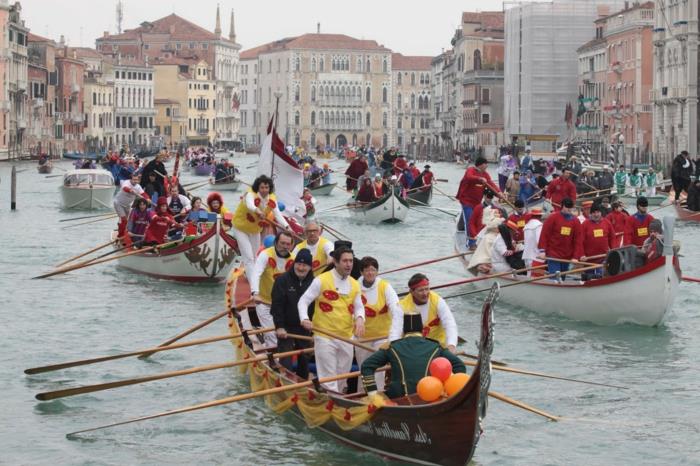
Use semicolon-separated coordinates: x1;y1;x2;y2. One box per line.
362;279;391;339
232;190;278;234
297;237;331;276
313;271;360;339
398;291;445;344
258;246;295;302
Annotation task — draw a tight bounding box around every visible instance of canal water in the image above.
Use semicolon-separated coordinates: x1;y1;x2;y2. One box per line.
1;156;698;465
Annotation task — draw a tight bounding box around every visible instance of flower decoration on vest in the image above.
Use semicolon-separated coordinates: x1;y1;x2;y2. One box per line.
422;317;441;336
246;213;256;223
365;307;377;318
285;259;294;270
267;257;277;268
361;295;368;305
254;197;261;207
312;259;320;269
267;199;276;209
348;303;354;315
322;290;339;301
319;302;333;312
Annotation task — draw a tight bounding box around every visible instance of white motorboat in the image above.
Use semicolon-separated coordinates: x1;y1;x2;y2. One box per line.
60;169;115;210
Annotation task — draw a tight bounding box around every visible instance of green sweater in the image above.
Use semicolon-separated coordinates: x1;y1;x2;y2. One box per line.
360;334;466;398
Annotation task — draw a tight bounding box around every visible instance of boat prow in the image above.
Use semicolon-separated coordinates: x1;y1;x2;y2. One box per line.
348;192;409;224
309;182;337;196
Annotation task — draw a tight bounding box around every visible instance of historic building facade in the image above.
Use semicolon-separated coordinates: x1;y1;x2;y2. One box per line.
55;47;85;154
391;53;432;157
242;33;393;150
96;9;240;147
238;54;259;148
651;0;699;167
27;33;59;155
6;2;29;158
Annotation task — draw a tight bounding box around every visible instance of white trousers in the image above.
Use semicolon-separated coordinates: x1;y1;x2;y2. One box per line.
255;303;277;348
314;336;354;393
646;187;656;197
113;200;130;218
232;228;261;285
354;338;387;392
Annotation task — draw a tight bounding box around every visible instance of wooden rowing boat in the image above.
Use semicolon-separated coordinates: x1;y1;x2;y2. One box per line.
407;185;433;206
225;269;495;466
209;178;241;191
674;204;700;222
193;164;213;177
453;216;680;327
309;182;337;196
111;219;240;282
37;163;53;174
347;191;409;224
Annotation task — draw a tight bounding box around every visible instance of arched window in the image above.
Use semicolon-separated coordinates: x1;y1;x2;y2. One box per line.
341;112;346;126
366;58;371;73
366;133;371;146
311;86;316;101
311;58;316;72
294;85;300;102
397;93;402;108
382;112;387;128
294;111;300;125
411;94;415;109
311;111;316;126
366;112;371;126
397;73;402;85
474;50;482;70
352;134;357;146
319;57;324;72
398;116;402;129
294;132;300;147
382;58;387;73
324;112;329;126
330;112;335;127
365;86;371;103
357;58;362;72
411;73;416;85
411;117;415;129
294;57;300;71
326;133;330;146
382;87;387;103
310;133;316;147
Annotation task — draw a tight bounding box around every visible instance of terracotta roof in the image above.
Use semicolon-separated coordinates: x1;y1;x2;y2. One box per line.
28;32;54;43
392;53;432;71
240;33;390;58
67;47;103;59
100;13;220;42
462;11;504;30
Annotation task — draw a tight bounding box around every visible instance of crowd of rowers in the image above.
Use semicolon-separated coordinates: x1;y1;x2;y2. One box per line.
235;224;465;398
344;151;435;203
456;157;665;281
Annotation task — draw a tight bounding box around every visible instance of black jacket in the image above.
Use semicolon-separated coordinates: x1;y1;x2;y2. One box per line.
270;268;314;330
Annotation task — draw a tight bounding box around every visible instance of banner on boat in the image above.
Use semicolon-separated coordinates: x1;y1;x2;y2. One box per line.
257;117;306;219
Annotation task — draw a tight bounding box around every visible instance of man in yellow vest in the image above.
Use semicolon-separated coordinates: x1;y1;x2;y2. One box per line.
232;175;290;285
292;221;333;276
390;273;458;353
354;256;401;392
298;246;365;392
251;231;295;348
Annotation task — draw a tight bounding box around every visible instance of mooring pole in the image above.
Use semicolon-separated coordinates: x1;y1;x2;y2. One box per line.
11;165;17;210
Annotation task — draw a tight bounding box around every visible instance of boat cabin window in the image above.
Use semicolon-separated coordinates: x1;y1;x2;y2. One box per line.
64;173;113;186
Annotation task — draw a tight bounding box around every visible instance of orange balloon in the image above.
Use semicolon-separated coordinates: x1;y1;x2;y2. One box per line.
444;373;470;396
417;376;444;402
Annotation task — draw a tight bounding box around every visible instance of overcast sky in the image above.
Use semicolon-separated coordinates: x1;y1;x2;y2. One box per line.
19;0;506;57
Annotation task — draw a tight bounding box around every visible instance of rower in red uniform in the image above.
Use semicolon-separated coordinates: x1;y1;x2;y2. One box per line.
143;197;183;245
538;197;581;280
408;161;420;181
580;200;593;220
624;196;654;247
456;157;504;248
421;165;434;191
507;199;527;243
393;154;408;176
546;168;577;211
606;201;628;247
577;204;616;277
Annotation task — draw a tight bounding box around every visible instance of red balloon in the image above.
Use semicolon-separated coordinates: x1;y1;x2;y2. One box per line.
429;357;452;382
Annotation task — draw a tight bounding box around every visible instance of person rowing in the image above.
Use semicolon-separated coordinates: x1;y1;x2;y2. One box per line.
538;197;581;281
113;171;150;245
292;221;333;276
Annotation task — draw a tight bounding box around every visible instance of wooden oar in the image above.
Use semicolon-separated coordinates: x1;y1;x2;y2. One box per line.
433;186;457;201
54;239;118;268
59;212;117;223
320;222;351;241
488;390;560;421
67;370;362;436
32;240;182;279
379;251;473;276
24;326;273;375
544;257;599;267
683;276;700;283
61;214;118;230
314;328;559;422
405;195;457;217
458;355;627;389
442;264;602;300
36;347;315;401
139;297;255;359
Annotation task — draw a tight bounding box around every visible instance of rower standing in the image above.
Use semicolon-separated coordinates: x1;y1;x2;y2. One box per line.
522;208;544;271
390;274;458;353
292;221;334;276
298;247;365;392
113;172;149;244
251;231;295;348
361;313;466;399
456;157;504;249
538;197;582;280
607;201;628;247
545;168;577;210
624;197;654;247
355;256;401;391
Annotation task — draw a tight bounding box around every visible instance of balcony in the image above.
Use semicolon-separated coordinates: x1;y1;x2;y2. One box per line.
670;87;687;100
583;70;595;84
673;21;688;41
115;107;157;116
611;61;623;74
315;98;363;108
17;79;28;92
71;113;83;123
197;128;210;136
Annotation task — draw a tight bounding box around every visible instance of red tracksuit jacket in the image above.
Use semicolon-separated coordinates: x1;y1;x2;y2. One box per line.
546;177;577;209
456;167;500;208
578;218;616;259
538;211;582;260
624;212;654;247
144;213;176;244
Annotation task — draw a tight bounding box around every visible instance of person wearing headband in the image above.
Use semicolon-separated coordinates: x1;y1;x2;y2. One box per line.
390;273;458;352
361;312;466;398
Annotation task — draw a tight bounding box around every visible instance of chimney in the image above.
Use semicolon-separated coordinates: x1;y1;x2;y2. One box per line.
59;34;65;47
229;9;236;42
103;31;109;38
317;22;320;34
214;4;221;36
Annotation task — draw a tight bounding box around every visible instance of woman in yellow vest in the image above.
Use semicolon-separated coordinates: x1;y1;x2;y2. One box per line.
297;247;365;393
354;256;401;392
391;273;458;352
292;221;334;276
231;175;290;285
